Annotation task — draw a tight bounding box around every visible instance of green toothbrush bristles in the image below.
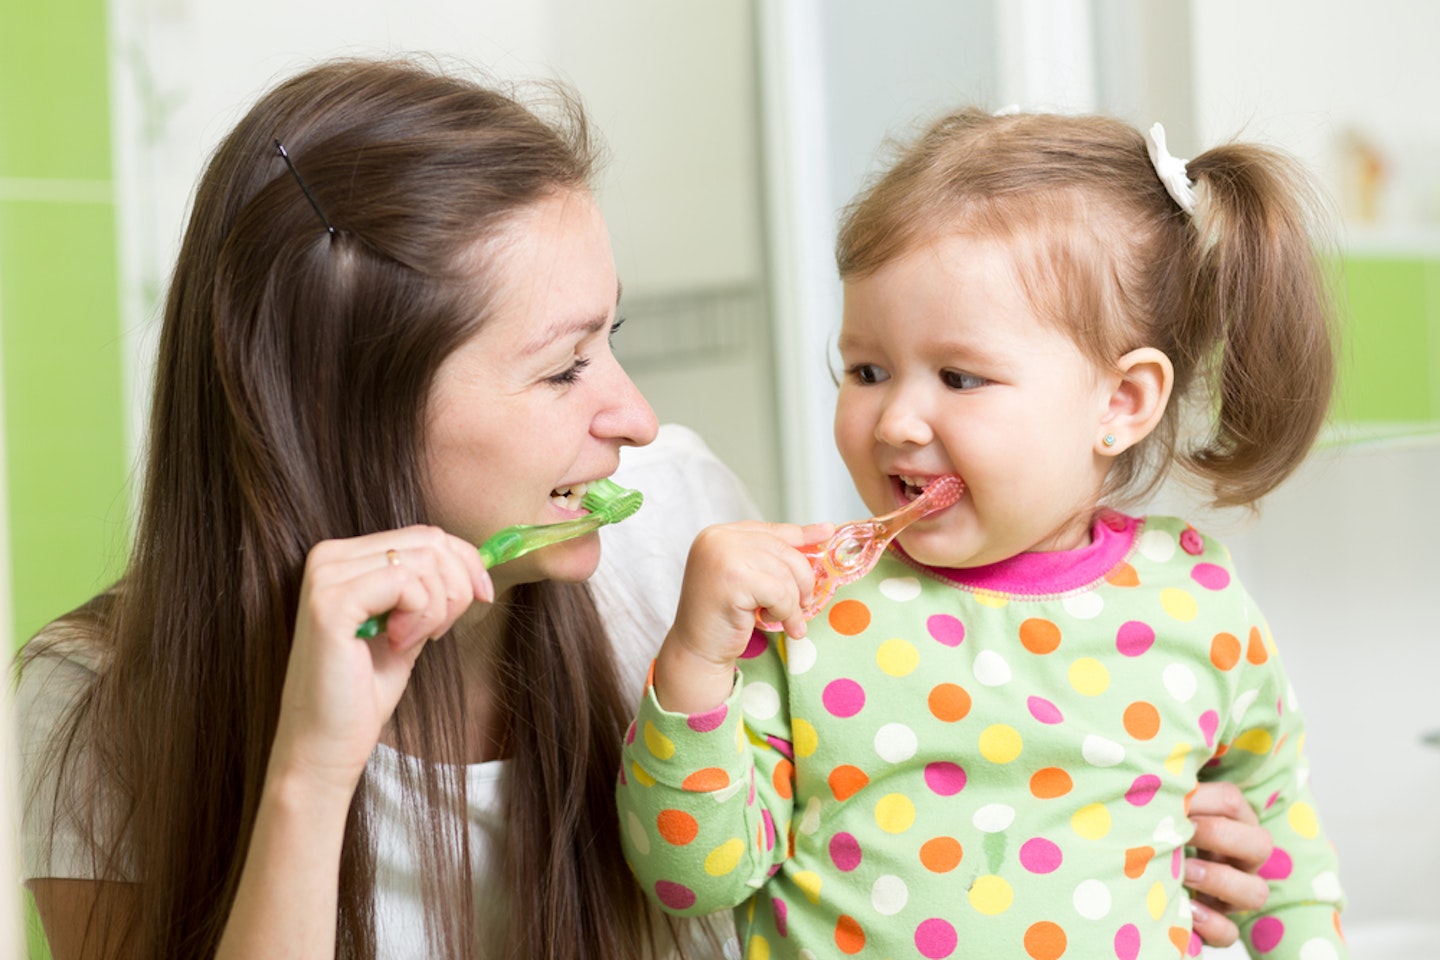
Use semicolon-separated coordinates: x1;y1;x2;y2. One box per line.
355;479;644;638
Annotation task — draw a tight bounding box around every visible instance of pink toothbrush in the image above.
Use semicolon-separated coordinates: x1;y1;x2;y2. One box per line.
756;475;965;630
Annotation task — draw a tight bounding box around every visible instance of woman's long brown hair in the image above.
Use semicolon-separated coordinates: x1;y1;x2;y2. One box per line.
22;57;651;958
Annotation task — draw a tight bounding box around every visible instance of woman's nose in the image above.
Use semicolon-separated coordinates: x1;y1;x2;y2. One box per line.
594;358;658;447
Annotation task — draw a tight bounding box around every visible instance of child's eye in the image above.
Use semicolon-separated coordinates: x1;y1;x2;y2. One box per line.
942;369;986;390
847;363;889;385
609;315;626;346
544;356;591;386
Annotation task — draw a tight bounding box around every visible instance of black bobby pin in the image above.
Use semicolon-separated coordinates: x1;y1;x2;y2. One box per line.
274;139;337;237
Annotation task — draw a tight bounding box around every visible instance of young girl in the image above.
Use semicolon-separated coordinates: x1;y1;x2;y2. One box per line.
618;109;1346;959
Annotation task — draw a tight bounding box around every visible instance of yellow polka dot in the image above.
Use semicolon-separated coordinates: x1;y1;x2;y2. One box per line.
1164;742;1192;775
748;937;770;960
1161;587;1198;622
1069;657;1110;696
776;634;788;665
737;722;746;753
644;721;674;760
1071;803;1112;840
794;870;823;904
978;724;1023;764
793;717;818;757
1233;729;1274;754
974;589;1010;609
1146;881;1168;919
631;762;656;788
968;874;1014;915
874;793;916;834
1288;801;1320;839
704;838;746;876
877;638;920;676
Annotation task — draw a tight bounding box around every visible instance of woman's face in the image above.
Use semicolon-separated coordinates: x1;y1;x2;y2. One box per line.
424;189;657;592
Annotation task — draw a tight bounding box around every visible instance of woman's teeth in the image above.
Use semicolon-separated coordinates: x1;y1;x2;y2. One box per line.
550;481;592;512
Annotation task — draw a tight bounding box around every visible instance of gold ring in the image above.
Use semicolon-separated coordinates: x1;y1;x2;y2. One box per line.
386;549;401;567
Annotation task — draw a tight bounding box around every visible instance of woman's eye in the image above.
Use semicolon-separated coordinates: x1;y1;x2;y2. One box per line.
544;356;591;386
942;369;986;390
847;363;888;385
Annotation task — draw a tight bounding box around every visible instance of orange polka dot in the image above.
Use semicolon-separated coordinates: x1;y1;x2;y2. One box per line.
1183;786;1198;815
835;914;866;954
1210;633;1241;670
1247;626;1269;664
1168;926;1190;953
828;599;871;636
1124;845;1154;878
1030;767;1073;799
1019;618;1062;654
919;836;963;873
1107;562;1140;587
928;683;972;723
1123;701;1161;740
682;767;729;792
656;809;699;845
1024;921;1067;960
829;764;869;802
773;758;795;800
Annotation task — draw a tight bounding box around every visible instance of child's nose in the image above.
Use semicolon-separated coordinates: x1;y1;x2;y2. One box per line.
875;397;933;448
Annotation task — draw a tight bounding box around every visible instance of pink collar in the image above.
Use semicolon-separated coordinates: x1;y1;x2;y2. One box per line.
897;511;1138;596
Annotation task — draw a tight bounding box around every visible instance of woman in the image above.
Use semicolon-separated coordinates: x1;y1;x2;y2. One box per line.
15;57;1272;959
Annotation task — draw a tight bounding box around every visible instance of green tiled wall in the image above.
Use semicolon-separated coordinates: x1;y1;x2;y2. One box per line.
1;1;128;957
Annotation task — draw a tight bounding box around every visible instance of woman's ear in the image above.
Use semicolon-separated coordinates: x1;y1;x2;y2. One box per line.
1097;347;1173;455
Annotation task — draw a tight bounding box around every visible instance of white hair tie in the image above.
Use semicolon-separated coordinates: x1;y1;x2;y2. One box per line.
1145;122;1197;216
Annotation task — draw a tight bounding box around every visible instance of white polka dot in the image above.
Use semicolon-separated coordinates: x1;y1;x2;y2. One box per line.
1312;871;1342;902
1062;592;1105;620
1137;528;1177;563
878;576;922;602
871;874;909;915
786;636;818;675
799;951;817;960
1298;938;1339;960
973;803;1016;833
1153;816;1184;846
1163;663;1197;702
714;778;746;803
1073;879;1112;919
626;811;650;855
798;795;822;835
973;649;1012;686
874;722;918;763
742;681;780;720
1082;734;1126;767
723;937;743;960
1230;688;1259;723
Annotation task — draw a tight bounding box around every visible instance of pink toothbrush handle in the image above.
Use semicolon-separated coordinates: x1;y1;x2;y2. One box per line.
755;476;963;630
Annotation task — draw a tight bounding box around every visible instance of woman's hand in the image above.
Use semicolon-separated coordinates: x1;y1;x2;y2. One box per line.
654;520;831;715
1186;781;1274;947
271;525;493;796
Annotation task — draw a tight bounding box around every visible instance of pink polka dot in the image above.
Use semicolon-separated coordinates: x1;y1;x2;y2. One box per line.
1114;923;1140;960
625;721;636;744
823;679;866;718
1027;696;1064;724
1188;930;1203;957
687;704;728;733
762;809;776;851
1190;563;1230;591
740;630;769;658
1258;846;1293;880
923;761;967;796
1251;916;1285;953
1116;620;1155;657
927;613;966;647
655;880;696;911
1171;847;1183;879
915;918;958;958
765;734;795;760
1125;774;1161;806
1019;837;1063;873
773;897;789;937
1180;527;1203;555
1198;710;1219;748
829;832;862;872
1264;790;1280;810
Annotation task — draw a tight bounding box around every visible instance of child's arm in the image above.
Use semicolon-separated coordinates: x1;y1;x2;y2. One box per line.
1203;604;1347;959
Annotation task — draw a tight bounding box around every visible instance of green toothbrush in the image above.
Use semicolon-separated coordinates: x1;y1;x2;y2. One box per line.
355;478;644;639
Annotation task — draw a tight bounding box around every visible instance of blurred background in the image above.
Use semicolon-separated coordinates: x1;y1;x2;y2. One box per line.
3;1;1438;957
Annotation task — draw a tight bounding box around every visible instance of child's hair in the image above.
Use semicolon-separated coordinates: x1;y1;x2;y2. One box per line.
836;108;1338;509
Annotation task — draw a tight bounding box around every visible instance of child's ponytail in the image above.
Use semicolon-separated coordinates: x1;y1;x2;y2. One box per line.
1178;144;1338;507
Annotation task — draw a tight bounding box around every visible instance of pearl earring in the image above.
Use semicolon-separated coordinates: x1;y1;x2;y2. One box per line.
1102;434;1117;448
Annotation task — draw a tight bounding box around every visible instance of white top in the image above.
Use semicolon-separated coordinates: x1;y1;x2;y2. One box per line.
14;424;759;958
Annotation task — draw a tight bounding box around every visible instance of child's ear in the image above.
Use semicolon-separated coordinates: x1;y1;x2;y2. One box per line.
1097;347;1173;455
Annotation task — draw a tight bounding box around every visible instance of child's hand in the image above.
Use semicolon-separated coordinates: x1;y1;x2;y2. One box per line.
654;520;832;714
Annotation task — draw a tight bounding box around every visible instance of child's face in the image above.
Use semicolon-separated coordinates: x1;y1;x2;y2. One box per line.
836;233;1117;569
